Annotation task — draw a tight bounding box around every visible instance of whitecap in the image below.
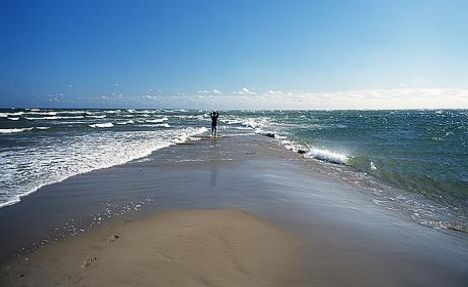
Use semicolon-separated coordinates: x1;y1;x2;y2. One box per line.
116;120;134;125
156;123;171;128
8;117;20;121
305;148;348;165
0;126;209;208
89;122;114;128
146;117;168;123
26;111;57;116
136;123;171;128
0;127;34;134
25;116;84;120
0;112;24;117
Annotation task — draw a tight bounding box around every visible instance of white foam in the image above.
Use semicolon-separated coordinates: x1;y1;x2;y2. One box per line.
0;126;208;208
0;112;24;117
26;111;57;116
0;128;34;134
146;117;168;123
89;122;114;128
223;119;244;125
8;117;20;121
305;148;348;165
116;120;134;125
242;118;265;129
106;110;121;114
87;115;106;119
136;123;171;128
25;116;84;120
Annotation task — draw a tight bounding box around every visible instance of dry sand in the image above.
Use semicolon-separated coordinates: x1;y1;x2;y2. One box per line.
1;208;300;287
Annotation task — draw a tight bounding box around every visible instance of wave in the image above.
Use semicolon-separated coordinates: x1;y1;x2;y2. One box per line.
0;127;51;134
223;119;244;125
25;116;85;120
115;120;134;125
255;128;349;165
86;115;106;119
0;126;208;208
146;117;168;123
0;112;24;117
89;122;114;128
105;110;122;114
26;111;57;116
0;127;34;134
136;123;171;128
304;148;349;165
8;117;20;121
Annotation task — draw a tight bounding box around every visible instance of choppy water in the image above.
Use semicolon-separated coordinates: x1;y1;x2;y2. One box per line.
0;109;467;231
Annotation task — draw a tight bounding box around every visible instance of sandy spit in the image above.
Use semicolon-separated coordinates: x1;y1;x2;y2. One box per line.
1;208;300;287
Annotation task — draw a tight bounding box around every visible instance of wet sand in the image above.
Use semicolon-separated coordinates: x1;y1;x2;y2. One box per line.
1;208;299;287
0;131;467;286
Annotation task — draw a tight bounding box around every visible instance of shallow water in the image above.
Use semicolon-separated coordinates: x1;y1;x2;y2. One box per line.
0;108;467;230
1;133;466;286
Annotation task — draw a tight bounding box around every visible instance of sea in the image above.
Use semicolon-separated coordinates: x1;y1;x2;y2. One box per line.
0;109;467;231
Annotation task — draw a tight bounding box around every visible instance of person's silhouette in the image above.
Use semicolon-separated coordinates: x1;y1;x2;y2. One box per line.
210;111;219;137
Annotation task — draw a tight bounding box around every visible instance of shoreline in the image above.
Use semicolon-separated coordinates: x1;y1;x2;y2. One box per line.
1;132;467;286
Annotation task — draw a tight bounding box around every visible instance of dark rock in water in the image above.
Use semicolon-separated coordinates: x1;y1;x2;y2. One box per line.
263;133;275;138
297;149;307;154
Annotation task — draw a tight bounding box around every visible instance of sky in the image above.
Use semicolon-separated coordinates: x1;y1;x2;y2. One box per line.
1;0;467;109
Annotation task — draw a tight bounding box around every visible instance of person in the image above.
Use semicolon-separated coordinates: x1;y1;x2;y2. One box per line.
210;111;219;137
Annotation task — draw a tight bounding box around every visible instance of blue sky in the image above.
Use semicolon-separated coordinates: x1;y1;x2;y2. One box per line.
1;0;467;109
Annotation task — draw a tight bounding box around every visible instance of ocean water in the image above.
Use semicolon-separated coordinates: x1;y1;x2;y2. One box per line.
0;109;466;231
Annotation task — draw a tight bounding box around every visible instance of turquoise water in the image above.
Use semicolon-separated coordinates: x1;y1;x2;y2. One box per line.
1;109;466;230
246;110;468;203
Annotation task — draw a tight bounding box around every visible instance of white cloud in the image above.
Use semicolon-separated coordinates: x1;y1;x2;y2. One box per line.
95;88;468;110
240;87;255;95
179;88;468;110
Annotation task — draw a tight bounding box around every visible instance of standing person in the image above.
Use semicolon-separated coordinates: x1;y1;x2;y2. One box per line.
210;111;219;137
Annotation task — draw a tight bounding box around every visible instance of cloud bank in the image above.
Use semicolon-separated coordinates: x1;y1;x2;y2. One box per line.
6;88;467;109
98;88;468;110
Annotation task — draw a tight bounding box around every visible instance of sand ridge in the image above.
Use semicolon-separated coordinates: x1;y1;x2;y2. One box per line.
1;208;300;287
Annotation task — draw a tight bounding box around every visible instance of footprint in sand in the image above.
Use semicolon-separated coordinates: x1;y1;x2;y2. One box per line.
81;257;98;269
107;234;120;243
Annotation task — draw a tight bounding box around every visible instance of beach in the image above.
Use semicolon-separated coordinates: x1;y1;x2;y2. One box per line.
1;209;300;287
0;132;467;286
3;0;468;285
